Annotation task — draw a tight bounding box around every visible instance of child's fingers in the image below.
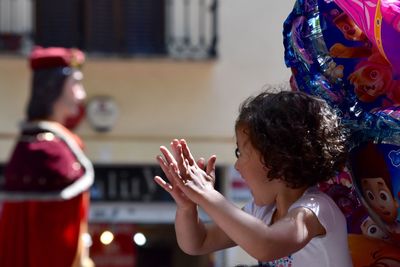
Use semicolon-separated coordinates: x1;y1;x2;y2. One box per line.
197;157;206;170
171;139;184;164
185;159;196;177
173;142;188;177
206;155;217;179
180;139;196;166
169;140;189;178
156;155;176;183
160;145;178;166
168;162;189;189
154;176;190;205
154;176;173;191
156;154;168;170
170;139;181;159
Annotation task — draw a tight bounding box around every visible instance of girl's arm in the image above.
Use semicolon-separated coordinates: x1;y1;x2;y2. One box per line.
168;140;325;262
192;189;325;261
174;206;236;255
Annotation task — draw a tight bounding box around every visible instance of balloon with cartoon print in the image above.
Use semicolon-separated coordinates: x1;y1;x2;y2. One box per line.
283;0;400;259
349;141;400;244
334;0;400;79
283;0;400;127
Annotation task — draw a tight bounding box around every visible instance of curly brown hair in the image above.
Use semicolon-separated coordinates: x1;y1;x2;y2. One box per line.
235;90;348;188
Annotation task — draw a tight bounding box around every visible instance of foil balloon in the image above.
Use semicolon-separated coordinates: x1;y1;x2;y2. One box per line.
283;0;400;127
348;234;400;266
349;140;400;242
284;0;400;263
334;0;400;79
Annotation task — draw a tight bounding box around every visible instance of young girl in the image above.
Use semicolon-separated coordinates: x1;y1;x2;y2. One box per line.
154;91;353;267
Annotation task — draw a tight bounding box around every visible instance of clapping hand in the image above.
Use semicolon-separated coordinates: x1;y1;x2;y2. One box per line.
154;139;217;207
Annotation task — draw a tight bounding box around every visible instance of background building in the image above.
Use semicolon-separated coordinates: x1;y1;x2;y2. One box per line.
0;0;294;266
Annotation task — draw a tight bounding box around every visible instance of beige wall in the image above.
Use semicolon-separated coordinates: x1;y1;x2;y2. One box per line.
0;0;294;165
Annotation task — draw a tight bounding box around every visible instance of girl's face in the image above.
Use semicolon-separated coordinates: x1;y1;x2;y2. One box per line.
53;71;86;123
234;126;279;205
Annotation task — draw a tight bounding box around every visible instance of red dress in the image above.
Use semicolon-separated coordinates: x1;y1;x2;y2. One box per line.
0;121;93;267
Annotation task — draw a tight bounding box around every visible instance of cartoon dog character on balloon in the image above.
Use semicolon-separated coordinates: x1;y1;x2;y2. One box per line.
329;10;400;106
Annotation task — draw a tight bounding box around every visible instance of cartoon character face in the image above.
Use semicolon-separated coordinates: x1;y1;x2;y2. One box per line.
361;216;389;240
333;12;367;41
361;177;399;224
349;60;392;102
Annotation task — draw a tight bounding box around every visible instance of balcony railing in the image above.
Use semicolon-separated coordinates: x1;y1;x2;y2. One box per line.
166;0;218;59
0;0;218;59
0;0;32;52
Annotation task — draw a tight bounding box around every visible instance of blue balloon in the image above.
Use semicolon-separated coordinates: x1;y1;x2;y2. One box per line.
283;0;400;246
283;0;400;131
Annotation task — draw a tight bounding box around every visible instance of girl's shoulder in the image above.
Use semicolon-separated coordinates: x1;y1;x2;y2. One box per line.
295;186;336;204
290;187;346;231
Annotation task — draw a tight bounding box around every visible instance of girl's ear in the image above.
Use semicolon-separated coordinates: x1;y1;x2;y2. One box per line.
262;165;269;171
260;155;268;168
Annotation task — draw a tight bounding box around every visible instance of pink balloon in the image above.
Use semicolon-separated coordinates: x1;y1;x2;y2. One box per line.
334;0;400;78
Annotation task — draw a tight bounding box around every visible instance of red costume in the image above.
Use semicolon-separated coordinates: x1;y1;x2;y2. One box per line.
0;48;93;267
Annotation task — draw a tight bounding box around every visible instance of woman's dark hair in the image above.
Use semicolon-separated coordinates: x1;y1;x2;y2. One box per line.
235;90;348;188
26;67;72;121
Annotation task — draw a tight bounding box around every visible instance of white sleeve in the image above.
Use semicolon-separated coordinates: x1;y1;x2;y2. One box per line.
242;199;255;214
290;192;344;233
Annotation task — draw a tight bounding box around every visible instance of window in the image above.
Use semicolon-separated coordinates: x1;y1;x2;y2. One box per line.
0;0;218;59
0;0;32;52
84;0;166;55
35;0;82;49
166;0;218;59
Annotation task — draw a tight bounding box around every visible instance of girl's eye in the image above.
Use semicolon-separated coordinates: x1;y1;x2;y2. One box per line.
235;148;241;158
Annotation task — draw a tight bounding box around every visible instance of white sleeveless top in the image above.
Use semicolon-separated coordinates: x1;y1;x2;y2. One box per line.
243;187;353;267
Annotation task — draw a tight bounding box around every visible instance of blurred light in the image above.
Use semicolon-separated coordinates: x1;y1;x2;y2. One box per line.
82;233;93;247
100;230;114;245
133;232;146;246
